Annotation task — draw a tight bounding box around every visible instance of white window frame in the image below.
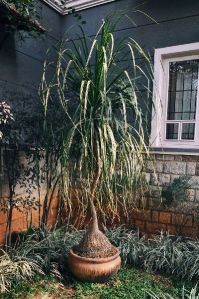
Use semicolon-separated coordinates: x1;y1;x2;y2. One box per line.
151;42;199;149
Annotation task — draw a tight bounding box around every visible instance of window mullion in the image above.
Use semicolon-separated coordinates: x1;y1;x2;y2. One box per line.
179;122;182;141
194;68;199;144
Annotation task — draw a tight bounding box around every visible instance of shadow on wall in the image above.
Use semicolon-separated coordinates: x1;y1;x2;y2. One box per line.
0;29;17;82
0;87;62;246
0;151;61;245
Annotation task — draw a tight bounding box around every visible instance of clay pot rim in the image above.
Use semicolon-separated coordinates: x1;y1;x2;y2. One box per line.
69;247;120;264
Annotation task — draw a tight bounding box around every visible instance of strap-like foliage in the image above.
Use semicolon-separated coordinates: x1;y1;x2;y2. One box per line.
40;18;152;221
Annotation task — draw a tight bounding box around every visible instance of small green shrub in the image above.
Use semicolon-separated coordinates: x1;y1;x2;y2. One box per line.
3;0;43;38
0;101;13;139
161;176;191;204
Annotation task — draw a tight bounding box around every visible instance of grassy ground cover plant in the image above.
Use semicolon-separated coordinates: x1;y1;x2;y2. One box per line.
1;226;199;296
0;267;193;299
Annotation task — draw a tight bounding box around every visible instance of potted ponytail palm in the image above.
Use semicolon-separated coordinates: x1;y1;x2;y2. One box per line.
40;18;151;282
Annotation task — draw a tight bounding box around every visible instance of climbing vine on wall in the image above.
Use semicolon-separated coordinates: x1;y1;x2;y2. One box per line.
0;0;45;40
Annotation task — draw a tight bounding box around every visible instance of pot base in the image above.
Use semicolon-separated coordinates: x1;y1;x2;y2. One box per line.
68;247;121;282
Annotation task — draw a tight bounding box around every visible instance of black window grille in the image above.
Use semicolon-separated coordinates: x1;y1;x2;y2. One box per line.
166;123;178;140
166;59;199;141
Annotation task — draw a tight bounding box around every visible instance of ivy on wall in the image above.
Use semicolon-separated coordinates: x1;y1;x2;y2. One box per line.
0;0;45;38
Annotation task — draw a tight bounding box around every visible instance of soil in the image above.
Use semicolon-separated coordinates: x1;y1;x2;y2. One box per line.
73;244;118;258
28;284;75;299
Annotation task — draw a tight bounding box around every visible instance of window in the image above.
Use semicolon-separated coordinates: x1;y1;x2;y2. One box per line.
151;43;199;149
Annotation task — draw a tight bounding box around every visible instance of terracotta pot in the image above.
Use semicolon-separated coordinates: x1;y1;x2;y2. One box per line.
68;248;121;282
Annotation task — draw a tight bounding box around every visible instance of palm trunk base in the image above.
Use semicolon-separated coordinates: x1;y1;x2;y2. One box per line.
73;198;117;258
73;228;118;258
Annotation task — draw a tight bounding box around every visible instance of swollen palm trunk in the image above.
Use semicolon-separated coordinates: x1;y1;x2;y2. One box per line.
73;202;117;258
68;200;121;282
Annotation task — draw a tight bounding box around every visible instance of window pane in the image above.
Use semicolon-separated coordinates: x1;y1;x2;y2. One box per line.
181;123;195;140
167;60;198;121
166;123;179;139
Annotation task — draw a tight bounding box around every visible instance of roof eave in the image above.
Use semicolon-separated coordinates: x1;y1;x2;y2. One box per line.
43;0;115;15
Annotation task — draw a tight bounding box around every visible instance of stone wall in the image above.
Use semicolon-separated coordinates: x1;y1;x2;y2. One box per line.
0;151;60;245
0;200;59;244
1;152;199;243
132;153;199;238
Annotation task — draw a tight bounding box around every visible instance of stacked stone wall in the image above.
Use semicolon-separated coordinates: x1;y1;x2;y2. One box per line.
1;152;199;243
0;152;59;245
132;153;199;238
0;195;59;245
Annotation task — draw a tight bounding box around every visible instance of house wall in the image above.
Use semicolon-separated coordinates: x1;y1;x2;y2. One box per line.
61;0;199;237
1;0;199;242
61;0;199;144
0;2;62;244
0;2;61;95
61;0;199;58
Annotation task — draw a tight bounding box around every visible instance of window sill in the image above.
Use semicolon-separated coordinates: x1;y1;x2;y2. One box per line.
150;147;199;156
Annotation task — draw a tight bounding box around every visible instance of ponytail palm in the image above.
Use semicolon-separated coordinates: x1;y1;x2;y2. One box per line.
40;18;152;257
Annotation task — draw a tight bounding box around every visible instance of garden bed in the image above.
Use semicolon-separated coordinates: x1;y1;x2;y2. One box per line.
1;226;199;298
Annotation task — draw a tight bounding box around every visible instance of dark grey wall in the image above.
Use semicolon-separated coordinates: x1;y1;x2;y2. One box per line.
1;0;199;104
0;1;61;100
2;0;199;97
60;0;199;136
61;0;199;58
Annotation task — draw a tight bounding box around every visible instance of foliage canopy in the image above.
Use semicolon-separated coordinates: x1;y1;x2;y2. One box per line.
40;18;152;220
